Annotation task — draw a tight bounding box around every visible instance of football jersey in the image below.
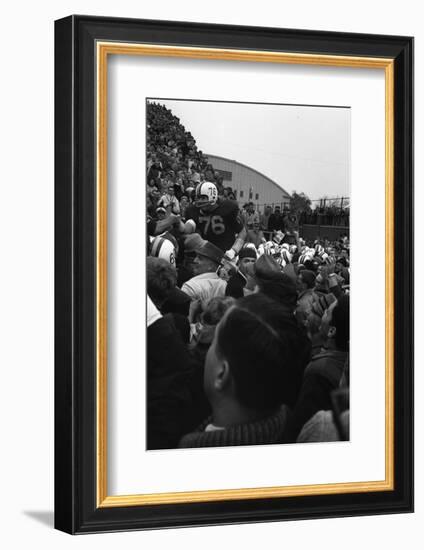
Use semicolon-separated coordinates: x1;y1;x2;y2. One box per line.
185;199;244;252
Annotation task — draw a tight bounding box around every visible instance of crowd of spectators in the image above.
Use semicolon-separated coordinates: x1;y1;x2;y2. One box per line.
147;102;237;220
299;204;350;227
147;227;350;449
147;101;349;231
256;204;350;230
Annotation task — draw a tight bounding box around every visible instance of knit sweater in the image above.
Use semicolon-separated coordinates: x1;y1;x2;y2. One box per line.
178;405;290;448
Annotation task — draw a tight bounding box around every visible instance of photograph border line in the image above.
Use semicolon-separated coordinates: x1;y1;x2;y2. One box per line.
96;41;394;508
146;96;352;109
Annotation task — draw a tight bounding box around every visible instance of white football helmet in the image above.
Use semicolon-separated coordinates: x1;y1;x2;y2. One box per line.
272;230;285;245
195;181;218;209
150;236;176;267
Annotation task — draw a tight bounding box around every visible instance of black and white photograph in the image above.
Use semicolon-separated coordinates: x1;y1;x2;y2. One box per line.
0;1;417;542
146;98;350;450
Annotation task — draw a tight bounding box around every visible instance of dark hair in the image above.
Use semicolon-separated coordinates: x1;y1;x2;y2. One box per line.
146;256;177;307
256;274;297;310
332;295;350;351
215;294;297;411
202;296;235;326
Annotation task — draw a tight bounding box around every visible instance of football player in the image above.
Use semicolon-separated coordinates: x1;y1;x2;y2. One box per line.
182;181;246;259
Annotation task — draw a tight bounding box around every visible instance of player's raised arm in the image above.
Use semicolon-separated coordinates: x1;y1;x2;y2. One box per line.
225;226;246;260
148;213;182;236
224;209;246;260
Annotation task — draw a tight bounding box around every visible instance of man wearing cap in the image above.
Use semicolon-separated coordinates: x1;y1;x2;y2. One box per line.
245;254;298;313
177;233;206;287
181;241;227;306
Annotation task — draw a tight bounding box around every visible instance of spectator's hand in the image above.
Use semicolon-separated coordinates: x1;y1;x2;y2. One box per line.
324;262;336;276
324;255;334;266
224;248;236;261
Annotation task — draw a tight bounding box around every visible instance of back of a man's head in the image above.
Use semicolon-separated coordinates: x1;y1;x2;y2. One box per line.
216;294;298;411
253;256;297;310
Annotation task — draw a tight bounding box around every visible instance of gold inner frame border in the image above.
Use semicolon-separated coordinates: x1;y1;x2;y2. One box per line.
96;42;395;508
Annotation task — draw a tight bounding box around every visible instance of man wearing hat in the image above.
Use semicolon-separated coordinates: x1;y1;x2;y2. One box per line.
245;254;298;314
237;247;257;279
177;233;206;287
181;240;227;305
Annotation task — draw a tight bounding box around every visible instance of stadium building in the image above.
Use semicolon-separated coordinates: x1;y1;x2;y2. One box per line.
206;154;291;211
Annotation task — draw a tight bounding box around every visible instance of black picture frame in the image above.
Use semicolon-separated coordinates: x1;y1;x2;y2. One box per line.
55;15;413;534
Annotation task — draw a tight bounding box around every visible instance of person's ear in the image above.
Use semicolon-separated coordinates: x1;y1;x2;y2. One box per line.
215;359;231;392
328;325;336;339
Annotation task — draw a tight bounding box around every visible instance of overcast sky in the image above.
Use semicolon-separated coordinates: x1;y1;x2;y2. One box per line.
152;99;350;201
